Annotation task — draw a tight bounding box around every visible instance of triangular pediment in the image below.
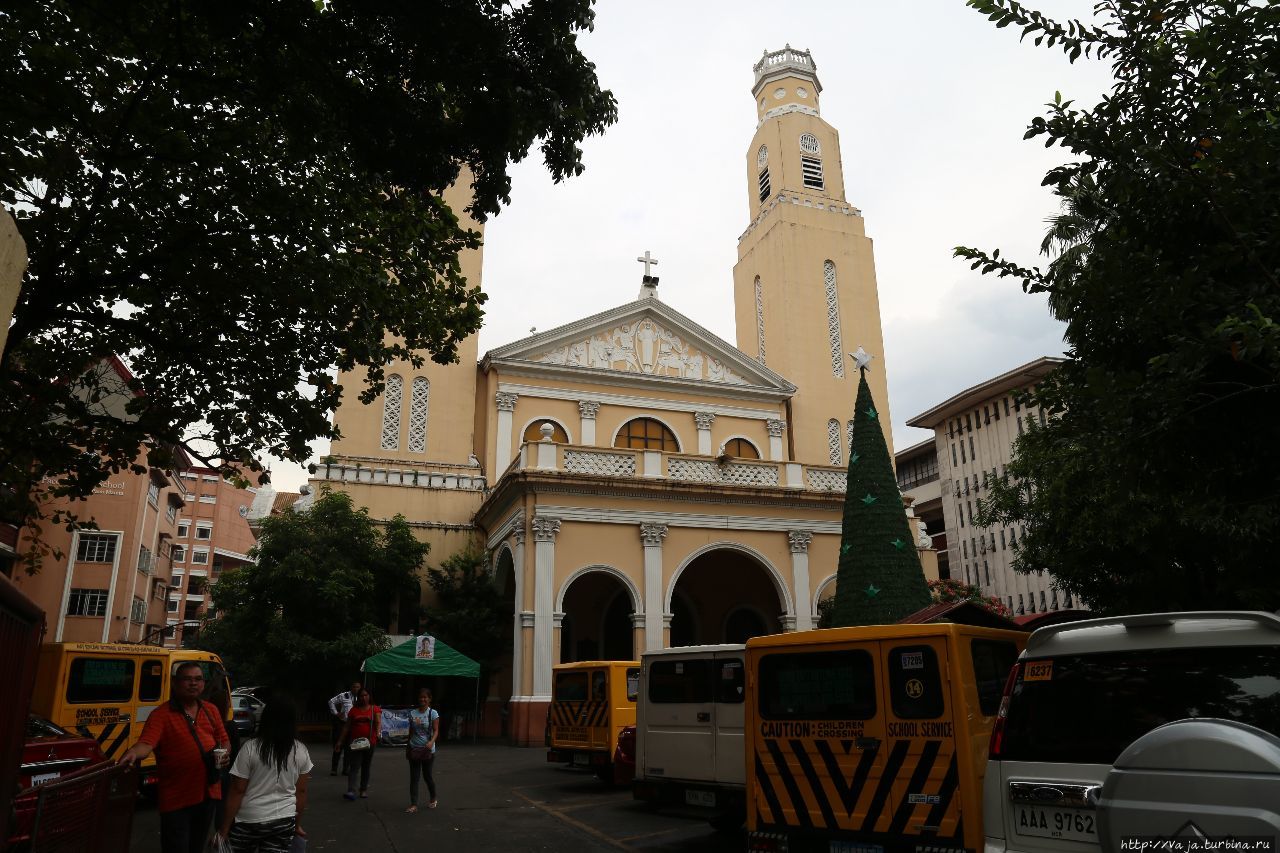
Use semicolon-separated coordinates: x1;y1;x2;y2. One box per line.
485;297;795;395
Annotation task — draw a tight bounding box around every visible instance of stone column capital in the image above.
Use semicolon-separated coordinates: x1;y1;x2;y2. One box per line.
639;522;669;547
531;516;561;542
788;530;813;553
694;411;716;431
578;400;601;420
766;418;786;438
552;611;565;627
495;391;519;412
519;611;536;628
630;613;646;628
512;527;526;546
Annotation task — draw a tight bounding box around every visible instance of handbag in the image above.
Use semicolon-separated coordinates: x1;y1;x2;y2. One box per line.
180;701;221;786
348;737;372;751
289;834;307;853
408;745;432;762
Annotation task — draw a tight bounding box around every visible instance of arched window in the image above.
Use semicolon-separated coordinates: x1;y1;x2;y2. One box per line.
407;377;430;453
523;420;568;443
827;418;842;465
824;261;844;378
722;438;760;459
615;418;679;452
379;374;403;451
754;276;767;364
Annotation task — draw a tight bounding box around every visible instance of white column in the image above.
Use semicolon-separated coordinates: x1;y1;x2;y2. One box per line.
695;411;716;455
767;418;786;461
640;523;668;651
578;400;600;446
531;515;560;698
788;531;814;631
495;391;519;472
510;526;526;698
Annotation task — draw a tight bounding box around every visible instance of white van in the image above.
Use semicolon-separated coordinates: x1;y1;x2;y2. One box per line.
632;644;746;830
986;611;1280;853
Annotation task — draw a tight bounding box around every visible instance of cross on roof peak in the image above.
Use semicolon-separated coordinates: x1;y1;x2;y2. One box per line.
636;250;659;278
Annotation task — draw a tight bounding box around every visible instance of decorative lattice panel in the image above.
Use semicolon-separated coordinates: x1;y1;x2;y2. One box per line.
564;450;637;477
754;277;767;365
721;463;779;487
846;420;854;453
669;458;719;483
407;377;430;453
825;261;844;378
807;468;847;492
827;418;842;465
380;374;404;450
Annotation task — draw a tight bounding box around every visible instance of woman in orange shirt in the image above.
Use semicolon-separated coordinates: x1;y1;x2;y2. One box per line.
334;688;380;800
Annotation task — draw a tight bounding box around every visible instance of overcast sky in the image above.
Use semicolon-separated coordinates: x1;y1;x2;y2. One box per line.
268;0;1115;491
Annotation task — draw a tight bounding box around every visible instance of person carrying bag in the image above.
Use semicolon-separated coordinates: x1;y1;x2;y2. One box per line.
404;688;439;813
334;688;380;800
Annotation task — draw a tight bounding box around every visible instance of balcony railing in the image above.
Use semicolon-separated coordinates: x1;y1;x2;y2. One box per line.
513;441;848;492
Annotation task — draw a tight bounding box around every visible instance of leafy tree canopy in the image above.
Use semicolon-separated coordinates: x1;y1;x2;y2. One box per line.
957;0;1280;613
420;547;506;702
0;0;617;548
196;489;428;693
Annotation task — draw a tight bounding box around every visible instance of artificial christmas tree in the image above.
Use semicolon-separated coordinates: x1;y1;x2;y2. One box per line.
831;349;932;626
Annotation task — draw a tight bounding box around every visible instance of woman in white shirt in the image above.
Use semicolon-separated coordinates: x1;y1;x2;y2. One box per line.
215;697;312;853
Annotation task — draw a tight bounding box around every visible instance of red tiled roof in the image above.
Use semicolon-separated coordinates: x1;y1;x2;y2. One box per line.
898;600;1023;631
271;492;300;514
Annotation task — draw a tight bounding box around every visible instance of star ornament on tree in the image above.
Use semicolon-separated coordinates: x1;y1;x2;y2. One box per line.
861;493;877;506
848;347;875;372
865;584;881;598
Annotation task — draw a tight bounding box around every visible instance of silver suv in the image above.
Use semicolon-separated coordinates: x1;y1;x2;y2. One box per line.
984;611;1280;853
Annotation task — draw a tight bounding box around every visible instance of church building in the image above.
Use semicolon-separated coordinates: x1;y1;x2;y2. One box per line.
315;47;935;745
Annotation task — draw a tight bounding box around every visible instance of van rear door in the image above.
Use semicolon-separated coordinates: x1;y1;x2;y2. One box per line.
644;656;715;783
877;638;962;842
712;653;745;786
753;642;887;833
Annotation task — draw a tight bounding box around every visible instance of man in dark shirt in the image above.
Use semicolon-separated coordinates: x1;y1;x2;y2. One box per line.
119;661;230;853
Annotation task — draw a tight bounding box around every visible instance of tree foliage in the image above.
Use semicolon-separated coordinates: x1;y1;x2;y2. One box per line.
420;548;506;701
196;489;428;692
831;366;931;626
957;0;1280;613
0;0;616;549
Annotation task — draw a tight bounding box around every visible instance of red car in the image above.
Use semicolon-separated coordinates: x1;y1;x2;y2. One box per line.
8;716;109;845
612;725;636;786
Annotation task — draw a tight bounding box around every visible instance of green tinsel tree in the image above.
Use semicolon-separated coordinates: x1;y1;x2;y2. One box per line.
831;354;932;626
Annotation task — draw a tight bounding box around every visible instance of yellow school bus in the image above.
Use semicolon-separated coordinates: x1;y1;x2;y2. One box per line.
546;660;640;780
29;643;232;785
745;624;1026;853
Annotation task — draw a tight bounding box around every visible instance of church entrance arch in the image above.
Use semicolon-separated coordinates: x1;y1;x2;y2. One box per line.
558;567;637;663
492;547;519;708
667;544;789;646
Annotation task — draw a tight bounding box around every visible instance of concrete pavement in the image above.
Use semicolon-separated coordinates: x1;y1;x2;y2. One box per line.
129;742;739;852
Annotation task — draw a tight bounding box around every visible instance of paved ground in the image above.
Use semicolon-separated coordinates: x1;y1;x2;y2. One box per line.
129;742;742;852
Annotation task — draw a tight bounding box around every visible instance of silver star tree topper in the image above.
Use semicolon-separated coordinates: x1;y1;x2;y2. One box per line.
849;347;874;371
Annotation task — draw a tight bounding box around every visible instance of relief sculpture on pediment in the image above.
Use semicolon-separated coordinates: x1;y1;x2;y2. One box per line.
529;319;748;385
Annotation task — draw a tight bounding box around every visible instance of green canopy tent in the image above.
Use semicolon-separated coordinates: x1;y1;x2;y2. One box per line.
361;636;482;742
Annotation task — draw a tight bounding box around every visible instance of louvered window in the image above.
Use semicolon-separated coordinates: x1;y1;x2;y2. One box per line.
758;168;771;202
801;155;824;189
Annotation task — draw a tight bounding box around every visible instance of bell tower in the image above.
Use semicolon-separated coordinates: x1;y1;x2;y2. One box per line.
733;46;894;466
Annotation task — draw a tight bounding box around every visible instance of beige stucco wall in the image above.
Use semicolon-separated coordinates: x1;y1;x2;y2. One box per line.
1;208;26;356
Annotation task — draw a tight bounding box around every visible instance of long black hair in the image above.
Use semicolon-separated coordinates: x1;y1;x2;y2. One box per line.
254;696;298;776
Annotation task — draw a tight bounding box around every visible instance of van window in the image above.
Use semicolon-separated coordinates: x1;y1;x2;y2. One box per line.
717;658;745;704
554;672;588;701
649;659;713;704
591;671;606;702
971;639;1019;715
139;659;165;702
626;668;640;702
759;650;876;721
1003;647;1280;765
888;645;944;719
67;658;136;704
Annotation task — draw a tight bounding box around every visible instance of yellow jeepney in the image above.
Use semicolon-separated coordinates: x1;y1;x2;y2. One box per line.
745;623;1026;853
546;660;640;780
29;643;232;785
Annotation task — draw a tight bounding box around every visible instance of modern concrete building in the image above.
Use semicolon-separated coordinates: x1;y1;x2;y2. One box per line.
907;356;1082;617
319;47;937;744
163;466;259;648
895;438;946;581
